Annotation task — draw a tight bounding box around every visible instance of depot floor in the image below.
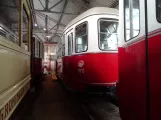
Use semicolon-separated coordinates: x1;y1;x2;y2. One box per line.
10;75;120;120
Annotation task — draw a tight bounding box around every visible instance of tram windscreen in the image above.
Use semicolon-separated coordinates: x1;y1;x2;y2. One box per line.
99;20;118;50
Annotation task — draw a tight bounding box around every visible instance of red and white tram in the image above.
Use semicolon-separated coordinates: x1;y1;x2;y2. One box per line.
56;7;119;92
118;0;161;120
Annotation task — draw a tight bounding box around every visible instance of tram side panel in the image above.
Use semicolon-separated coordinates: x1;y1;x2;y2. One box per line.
0;0;32;119
147;0;161;119
31;37;43;88
117;0;147;120
64;53;118;91
0;38;30;94
57;57;63;80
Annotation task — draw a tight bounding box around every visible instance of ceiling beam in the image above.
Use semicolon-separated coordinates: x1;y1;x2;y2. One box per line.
49;0;64;10
38;0;45;9
33;9;78;15
35;12;66;27
49;24;57;32
45;0;49;10
49;0;68;41
45;15;48;32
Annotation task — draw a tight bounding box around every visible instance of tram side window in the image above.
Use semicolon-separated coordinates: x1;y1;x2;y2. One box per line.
62;45;65;56
9;35;15;43
68;33;73;55
0;29;6;38
156;0;161;22
22;6;29;51
75;23;88;53
99;20;118;50
0;0;19;45
124;0;140;41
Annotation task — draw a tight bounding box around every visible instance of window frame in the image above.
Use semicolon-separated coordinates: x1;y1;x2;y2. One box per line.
156;0;161;23
124;0;140;42
75;21;88;53
68;33;73;55
98;18;119;51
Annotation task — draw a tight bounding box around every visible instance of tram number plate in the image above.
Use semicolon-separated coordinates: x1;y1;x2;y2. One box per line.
78;68;84;73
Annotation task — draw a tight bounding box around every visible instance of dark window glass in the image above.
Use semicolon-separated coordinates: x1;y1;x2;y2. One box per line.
22;6;29;51
75;23;88;53
9;35;15;43
68;33;73;55
0;0;19;45
99;20;118;50
156;0;161;22
0;29;6;38
124;0;140;41
62;44;65;56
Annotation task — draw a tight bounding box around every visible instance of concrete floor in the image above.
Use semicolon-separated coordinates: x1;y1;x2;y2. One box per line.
10;75;90;120
10;75;121;120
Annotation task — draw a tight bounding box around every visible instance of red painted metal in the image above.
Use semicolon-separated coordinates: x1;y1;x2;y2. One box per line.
148;33;161;120
57;53;118;91
118;39;147;120
117;30;161;120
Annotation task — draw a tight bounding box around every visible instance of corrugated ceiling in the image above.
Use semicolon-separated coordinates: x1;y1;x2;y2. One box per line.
32;0;118;42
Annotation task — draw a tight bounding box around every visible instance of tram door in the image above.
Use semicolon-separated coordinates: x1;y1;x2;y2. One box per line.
118;0;147;120
65;31;73;84
147;0;161;120
118;0;161;120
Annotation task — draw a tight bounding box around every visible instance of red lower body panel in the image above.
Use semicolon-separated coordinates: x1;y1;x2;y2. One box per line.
148;34;161;120
118;40;147;120
118;32;161;120
60;53;118;92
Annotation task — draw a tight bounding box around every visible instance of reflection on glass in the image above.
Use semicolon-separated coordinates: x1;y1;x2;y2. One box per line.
75;23;87;52
22;7;29;50
156;0;161;22
124;0;140;41
0;0;19;44
68;33;73;55
99;20;118;50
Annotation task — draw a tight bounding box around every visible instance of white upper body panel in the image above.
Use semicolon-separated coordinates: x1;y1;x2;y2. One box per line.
64;7;118;33
61;7;119;57
119;0;161;47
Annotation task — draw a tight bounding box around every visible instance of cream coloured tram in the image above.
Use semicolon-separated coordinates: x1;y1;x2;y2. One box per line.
56;7;119;92
0;0;32;120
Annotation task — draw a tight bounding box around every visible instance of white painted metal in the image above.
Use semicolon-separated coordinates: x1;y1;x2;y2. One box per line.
118;0;146;47
56;7;118;59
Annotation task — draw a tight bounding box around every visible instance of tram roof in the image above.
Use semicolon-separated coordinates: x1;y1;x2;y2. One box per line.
64;7;118;32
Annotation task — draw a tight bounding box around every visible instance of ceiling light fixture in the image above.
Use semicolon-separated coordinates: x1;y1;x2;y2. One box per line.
34;23;38;27
46;35;50;38
43;28;46;31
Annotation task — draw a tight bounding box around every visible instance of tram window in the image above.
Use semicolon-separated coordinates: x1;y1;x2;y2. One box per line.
0;0;19;44
75;22;88;53
22;6;29;51
156;0;161;22
0;29;6;38
9;35;15;43
62;45;65;56
68;33;73;55
99;20;118;50
124;0;140;41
